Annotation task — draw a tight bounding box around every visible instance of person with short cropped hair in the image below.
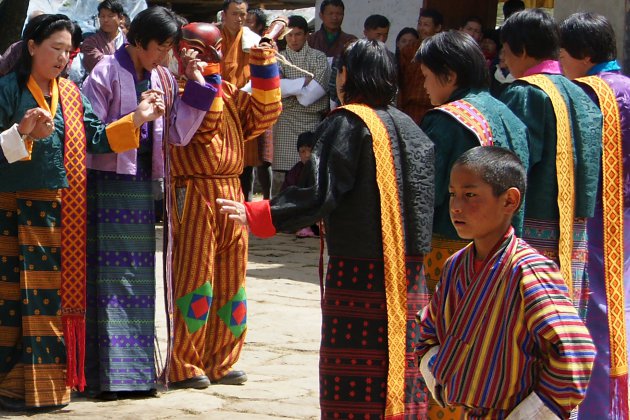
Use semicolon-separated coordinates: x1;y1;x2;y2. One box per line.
81;6;215;400
363;14;390;43
245;7;266;35
398;8;443;124
80;0;126;73
217;39;435;418
559;12;630;419
308;0;357;59
499;9;602;321
417;146;595;419
273;15;330;179
459;16;483;44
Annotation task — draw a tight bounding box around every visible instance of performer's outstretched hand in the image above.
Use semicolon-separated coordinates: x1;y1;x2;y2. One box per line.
216;198;248;225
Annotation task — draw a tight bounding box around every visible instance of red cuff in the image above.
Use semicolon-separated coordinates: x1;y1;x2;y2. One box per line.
245;200;276;238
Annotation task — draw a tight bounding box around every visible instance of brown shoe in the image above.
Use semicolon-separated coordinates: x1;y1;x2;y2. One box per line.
211;370;247;385
170;375;211;389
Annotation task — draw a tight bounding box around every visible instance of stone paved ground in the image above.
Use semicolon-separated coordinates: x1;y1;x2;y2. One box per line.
2;229;323;419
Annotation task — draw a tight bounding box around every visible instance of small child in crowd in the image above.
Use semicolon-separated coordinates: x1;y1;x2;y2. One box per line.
416;146;595;419
281;131;320;238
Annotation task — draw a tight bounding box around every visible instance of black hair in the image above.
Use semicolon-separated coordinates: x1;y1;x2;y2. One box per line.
70;21;83;49
500;8;559;60
127;6;182;49
461;15;483;28
320;0;345;14
17;14;73;88
296;131;315;150
419;8;443;27
416;30;489;89
288;15;309;33
559;12;616;63
364;14;390;31
222;0;247;12
453;146;527;207
247;8;267;29
338;39;397;107
97;0;124;16
396;27;419;45
121;13;131;29
503;0;525;20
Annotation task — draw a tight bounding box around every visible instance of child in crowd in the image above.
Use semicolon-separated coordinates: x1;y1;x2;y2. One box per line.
417;146;595;419
281;131;320;238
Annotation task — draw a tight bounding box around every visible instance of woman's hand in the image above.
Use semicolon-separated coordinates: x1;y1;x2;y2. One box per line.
18;108;54;139
216;198;248;226
133;90;165;127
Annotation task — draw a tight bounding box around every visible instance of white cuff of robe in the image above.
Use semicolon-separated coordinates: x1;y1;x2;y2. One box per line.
297;80;326;107
419;346;440;401
280;78;305;97
0;124;29;163
506;392;559;420
240;81;252;93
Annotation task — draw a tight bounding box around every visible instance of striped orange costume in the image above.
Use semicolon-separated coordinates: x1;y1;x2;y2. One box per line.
165;47;281;382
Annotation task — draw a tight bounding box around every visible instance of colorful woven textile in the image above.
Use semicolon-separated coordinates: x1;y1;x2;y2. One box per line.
521;75;575;296
435;99;494;146
337;104;407;419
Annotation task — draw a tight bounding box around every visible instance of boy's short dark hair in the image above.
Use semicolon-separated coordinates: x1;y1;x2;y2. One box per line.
320;0;345;14
98;0;124;16
288;15;309;33
501;8;559;60
503;0;525;20
461;15;483;28
419;8;443;27
559;12;617;63
453;146;527;209
364;14;390;31
416;30;489;90
296;131;315;150
127;6;181;49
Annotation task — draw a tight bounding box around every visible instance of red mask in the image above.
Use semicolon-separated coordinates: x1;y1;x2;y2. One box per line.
180;22;223;63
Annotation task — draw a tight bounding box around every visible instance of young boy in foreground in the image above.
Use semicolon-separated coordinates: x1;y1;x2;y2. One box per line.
416;146;595;419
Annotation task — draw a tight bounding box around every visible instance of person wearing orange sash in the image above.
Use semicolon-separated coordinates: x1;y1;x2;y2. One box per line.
0;14;163;411
559;12;630;419
217;39;435;419
499;9;602;320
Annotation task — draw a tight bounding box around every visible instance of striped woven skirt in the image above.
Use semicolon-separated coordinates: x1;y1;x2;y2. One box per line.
85;156;156;392
422;235;469;420
320;255;430;419
0;190;70;407
523;218;589;319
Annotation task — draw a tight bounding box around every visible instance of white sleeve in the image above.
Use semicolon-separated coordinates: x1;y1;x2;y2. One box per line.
280;78;305;98
296;80;326;107
506;392;560;420
0;124;29;163
419;346;441;403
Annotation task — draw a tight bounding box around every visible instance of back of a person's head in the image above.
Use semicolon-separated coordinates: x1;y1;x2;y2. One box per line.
419;8;444;27
503;0;525;20
288;15;309;33
559;12;616;63
127;6;181;49
416;30;489;90
97;0;124;16
501;8;559;60
364;14;390;31
337;39;397;107
454;146;527;210
320;0;345;14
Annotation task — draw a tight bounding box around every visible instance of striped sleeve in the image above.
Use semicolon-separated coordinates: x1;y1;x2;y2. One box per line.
521;256;595;418
237;47;282;142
